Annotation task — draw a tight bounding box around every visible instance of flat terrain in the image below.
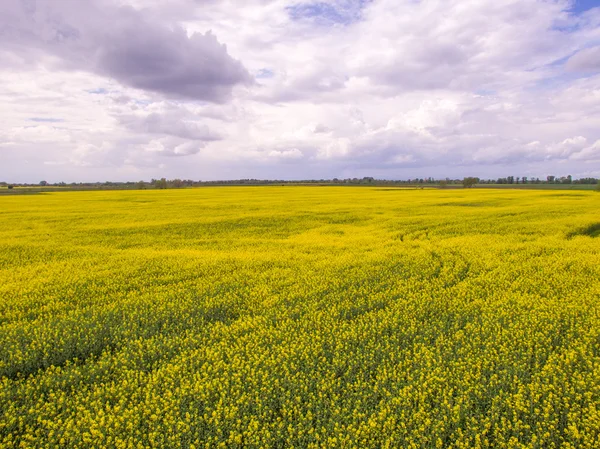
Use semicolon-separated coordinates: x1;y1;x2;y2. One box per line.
1;187;600;448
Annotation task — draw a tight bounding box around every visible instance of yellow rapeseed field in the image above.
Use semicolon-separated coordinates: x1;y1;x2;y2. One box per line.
1;186;599;449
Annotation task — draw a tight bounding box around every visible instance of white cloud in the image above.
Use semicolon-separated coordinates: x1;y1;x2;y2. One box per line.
144;137;206;157
0;125;72;144
268;148;304;159
570;139;600;161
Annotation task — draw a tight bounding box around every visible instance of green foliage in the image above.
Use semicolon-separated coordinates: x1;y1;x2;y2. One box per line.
155;177;168;189
1;187;600;448
462;177;479;188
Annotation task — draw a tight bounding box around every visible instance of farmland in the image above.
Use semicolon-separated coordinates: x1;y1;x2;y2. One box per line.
1;187;600;448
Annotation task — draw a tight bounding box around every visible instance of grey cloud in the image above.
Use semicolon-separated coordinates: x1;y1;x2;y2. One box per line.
346;131;438;169
111;95;133;105
313;123;330;133
566;46;600;72
96;26;251;102
29;117;64;123
0;0;252;102
118;112;221;141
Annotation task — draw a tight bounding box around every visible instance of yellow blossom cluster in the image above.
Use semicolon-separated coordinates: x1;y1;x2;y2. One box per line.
1;187;599;448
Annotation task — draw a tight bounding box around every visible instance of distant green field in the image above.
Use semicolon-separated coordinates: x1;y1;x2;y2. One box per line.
1;187;600;448
0;186;68;195
478;183;598;190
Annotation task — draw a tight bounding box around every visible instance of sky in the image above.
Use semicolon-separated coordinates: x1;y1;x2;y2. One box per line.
1;0;600;182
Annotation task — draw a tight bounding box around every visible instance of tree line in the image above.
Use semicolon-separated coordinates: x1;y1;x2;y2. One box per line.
1;175;599;191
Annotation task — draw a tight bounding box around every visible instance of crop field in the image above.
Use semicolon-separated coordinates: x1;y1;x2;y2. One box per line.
1;187;600;449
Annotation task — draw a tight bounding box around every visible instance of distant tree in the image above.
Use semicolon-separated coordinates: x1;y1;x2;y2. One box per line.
576;178;598;184
39;180;48;186
547;175;555;183
171;179;184;188
155;178;168;189
462;177;479;188
136;180;146;190
439;180;448;188
522;176;528;184
507;176;514;184
7;185;14;190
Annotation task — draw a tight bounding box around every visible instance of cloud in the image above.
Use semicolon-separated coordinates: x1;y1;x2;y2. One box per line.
0;125;72;144
313;123;331;133
268;148;304;159
118;112;221;141
2;0;600;182
570;139;600;161
566;46;600;72
0;0;252;102
547;136;588;158
347;0;575;93
29;118;64;123
144;137;206;157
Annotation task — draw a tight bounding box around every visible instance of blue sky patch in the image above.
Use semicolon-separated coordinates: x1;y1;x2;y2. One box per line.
570;0;600;14
256;68;275;79
87;88;108;94
288;2;345;23
545;53;574;68
287;1;371;25
529;71;593;92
